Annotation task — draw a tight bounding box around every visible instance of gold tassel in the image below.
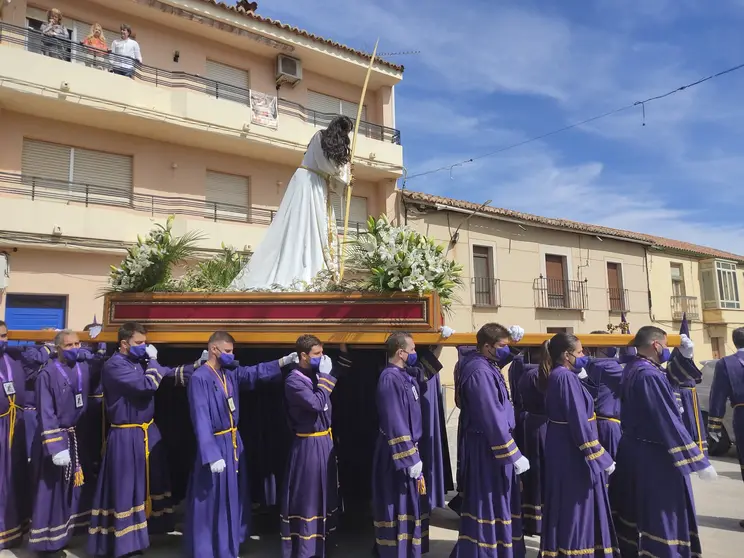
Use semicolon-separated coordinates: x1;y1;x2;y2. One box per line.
74;468;85;487
145;497;152;519
417;476;427;496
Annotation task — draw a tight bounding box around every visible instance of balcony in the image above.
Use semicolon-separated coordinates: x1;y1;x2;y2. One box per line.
471;277;500;308
0;23;402;178
608;288;630;313
533;276;588;310
671;296;700;321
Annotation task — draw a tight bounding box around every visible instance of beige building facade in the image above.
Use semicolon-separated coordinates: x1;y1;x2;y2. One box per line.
0;0;402;328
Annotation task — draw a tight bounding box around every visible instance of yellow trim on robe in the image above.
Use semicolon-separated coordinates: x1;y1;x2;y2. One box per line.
43;436;63;445
110;420;155;517
457;535;513;549
318;377;335;388
579;439;600;451
586;447;606;461
491;439;516;450
319;384;332;393
461;512;512;525
673;452;705;468
392;447;417;460
493;446;519;459
388;435;412;446
540;547;618;556
597;416;621;424
668;442;696;454
296;428;332;438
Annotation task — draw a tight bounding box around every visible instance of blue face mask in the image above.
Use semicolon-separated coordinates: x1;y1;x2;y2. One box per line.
405;351;418;367
604;347;618;359
63;348;80;362
572;355;590;371
658;346;671;364
129;343;147;360
310;356;322;369
218;352;235;368
488;345;511;362
0;339;6;353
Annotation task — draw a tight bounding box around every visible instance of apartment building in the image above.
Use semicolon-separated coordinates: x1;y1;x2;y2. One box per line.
646;236;744;362
0;0;403;328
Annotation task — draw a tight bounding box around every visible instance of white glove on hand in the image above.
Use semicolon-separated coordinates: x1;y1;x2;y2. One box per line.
679;334;694;359
279;352;299;367
605;462;616;476
319;355;333;375
698;465;717;481
577;368;588;380
439;326;455;339
89;325;102;339
145;344;158;360
710;432;721;443
210;459;226;473
514;455;530;475
407;460;423;479
508;325;525;343
52;449;71;467
199;350;209;364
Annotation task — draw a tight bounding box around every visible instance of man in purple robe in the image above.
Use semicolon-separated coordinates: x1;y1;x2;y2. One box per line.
450;323;530;558
580;331;623;460
707;326;744;528
0;320;29;549
515;358;543;536
610;326;716;558
88;321;189;558
28;329;94;554
280;334;351;558
184;330;294;558
665;316;706;456
372;332;431;557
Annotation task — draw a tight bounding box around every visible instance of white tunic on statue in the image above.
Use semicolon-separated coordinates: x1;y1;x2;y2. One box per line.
229;131;350;290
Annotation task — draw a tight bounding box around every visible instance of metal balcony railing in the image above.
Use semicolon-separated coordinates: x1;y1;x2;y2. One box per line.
0;22;401;144
671;295;700;320
533;276;588;310
608;288;630;313
471;277;499;307
0;171;369;232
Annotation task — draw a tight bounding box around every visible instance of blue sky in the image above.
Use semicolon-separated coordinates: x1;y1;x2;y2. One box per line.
248;0;744;254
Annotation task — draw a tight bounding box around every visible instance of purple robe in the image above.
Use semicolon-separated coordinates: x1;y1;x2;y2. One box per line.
373;364;430;557
610;357;708;558
0;350;28;549
184;360;281;558
28;357;92;552
582;358;623;460
450;351;525;558
666;353;707;456
516;364;544;536
87;352;185;558
539;366;618;558
78;346;108;484
280;367;339;558
708;352;744;481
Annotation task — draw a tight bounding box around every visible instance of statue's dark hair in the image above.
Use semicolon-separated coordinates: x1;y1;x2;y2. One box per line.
320;116;353;167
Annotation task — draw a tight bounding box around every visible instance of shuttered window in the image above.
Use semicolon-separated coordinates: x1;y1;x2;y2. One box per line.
307;91;367;120
21;139;132;205
205;60;250;104
205;171;250;222
329;192;368;232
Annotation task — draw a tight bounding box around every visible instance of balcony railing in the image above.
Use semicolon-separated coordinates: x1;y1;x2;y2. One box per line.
608;288;630;313
0;171;369;232
0;22;401;144
671;296;700;321
533;276;588;310
471;277;500;307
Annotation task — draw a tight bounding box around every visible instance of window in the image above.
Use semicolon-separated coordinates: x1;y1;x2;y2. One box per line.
205;171;250;222
21;139;133;205
472;246;496;306
545;254;567;307
546;327;571;334
205;60;250;104
329;192;368;232
606;262;626;312
670;263;686;296
701;259;741;310
307;91;368;121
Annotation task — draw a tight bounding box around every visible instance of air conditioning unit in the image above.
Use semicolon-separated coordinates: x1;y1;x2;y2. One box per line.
276;54;302;86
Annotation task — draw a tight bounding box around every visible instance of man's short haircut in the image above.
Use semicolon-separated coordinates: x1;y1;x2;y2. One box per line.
209;330;235;345
476;323;510;350
0;320;6;329
296;334;322;355
117;321;147;343
54;328;76;347
386;331;412;359
631;325;667;348
732;327;744;349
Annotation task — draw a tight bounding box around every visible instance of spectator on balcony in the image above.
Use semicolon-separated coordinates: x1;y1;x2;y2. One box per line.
40;8;68;60
82;23;108;69
109;24;141;79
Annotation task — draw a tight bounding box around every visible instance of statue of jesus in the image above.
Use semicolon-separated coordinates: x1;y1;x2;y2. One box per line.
230;116;353;291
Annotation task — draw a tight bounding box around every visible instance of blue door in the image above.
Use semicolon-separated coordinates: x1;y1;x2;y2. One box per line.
4;295;66;346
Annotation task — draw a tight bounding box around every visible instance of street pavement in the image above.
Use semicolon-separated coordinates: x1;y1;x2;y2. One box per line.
2;408;741;557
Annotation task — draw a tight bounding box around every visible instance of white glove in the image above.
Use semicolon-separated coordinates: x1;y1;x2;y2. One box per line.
89;325;102;339
210;459;226;473
52;449;71;467
439;326;455;339
679;334;694;359
279;352;299;367
508;325;525;343
319;355;333;375
514;455;530;475
199;350;209;364
145;344;158;360
698;465;717;481
577;368;588;380
605;462;616;476
407;460;423;479
710;432;721;443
